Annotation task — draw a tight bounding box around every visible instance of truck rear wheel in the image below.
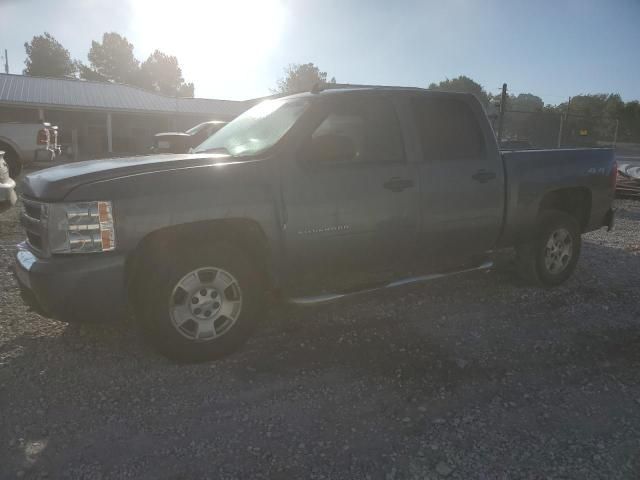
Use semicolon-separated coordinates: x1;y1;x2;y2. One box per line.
0;145;21;178
139;243;265;362
515;210;581;286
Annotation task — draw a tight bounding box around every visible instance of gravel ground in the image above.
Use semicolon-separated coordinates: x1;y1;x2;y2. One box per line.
1;200;639;479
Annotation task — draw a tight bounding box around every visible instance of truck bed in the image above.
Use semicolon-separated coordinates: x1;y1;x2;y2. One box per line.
498;147;616;247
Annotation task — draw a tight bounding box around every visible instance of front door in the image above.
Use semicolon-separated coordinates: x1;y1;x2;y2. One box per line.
281;94;420;295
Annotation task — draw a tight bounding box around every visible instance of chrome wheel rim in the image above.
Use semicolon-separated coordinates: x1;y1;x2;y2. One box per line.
544;228;573;275
169;267;242;341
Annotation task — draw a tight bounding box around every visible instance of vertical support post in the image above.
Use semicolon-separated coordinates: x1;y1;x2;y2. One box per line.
613;119;619;147
558;97;571;148
106;112;113;153
3;49;8;74
71;127;78;161
557;114;564;148
38;109;45;121
497;83;507;144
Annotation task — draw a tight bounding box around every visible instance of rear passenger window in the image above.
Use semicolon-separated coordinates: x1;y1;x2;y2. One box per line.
311;96;405;164
411;97;484;161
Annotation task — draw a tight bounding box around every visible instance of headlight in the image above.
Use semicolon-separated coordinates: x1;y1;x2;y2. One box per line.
47;201;116;253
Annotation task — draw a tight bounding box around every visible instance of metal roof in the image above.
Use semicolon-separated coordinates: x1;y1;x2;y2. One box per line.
0;73;249;118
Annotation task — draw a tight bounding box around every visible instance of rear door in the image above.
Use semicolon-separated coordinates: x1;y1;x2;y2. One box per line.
281;94;420;294
411;95;504;264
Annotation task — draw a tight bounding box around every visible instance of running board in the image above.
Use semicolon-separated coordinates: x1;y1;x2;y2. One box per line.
287;260;493;306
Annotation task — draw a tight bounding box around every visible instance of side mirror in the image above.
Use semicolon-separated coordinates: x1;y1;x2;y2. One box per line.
306;134;356;163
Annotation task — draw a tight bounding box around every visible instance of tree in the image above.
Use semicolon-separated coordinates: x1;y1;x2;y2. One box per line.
23;32;76;77
428;75;490;106
508;93;544;112
76;61;108;82
139;50;194;97
85;32;140;85
275;63;336;94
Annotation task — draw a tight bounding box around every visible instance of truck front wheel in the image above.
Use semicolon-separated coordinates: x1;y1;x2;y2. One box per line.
516;210;582;286
139;243;265;362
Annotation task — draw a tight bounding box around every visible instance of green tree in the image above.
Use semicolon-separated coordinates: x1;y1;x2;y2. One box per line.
139;50;194;97
23;32;76;77
75;61;108;82
428;75;490;106
508;93;544;112
85;32;140;84
275;63;336;94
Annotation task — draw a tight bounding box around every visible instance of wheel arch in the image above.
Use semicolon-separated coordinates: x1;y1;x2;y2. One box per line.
0;137;22;158
125;218;276;318
537;187;592;232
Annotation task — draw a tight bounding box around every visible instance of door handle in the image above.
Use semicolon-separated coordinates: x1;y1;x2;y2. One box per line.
472;170;497;183
383;177;414;192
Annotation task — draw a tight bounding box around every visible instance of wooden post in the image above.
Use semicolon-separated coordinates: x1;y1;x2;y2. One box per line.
71;127;78;161
497;83;507;144
106;112;113;153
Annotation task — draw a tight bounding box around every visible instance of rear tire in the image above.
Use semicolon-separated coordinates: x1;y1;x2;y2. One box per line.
138;243;265;362
0;146;21;178
515;210;581;287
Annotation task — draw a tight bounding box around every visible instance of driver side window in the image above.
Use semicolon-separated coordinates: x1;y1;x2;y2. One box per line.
312;113;365;162
309;96;405;164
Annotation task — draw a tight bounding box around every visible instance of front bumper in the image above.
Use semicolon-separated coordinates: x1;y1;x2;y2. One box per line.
13;242;128;323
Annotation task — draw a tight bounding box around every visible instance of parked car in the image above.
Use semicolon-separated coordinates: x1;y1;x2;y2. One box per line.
0;122;58;176
14;86;616;362
151;120;227;153
0;150;17;213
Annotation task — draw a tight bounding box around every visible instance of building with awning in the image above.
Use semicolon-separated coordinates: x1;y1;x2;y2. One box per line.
0;73;252;158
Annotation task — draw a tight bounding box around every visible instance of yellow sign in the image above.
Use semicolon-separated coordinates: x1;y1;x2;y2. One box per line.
579;129;588;136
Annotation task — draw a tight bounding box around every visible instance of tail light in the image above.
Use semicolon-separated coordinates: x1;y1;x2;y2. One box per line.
37;129;49;145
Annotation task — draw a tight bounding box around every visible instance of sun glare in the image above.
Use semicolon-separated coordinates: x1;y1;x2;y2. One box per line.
131;0;286;97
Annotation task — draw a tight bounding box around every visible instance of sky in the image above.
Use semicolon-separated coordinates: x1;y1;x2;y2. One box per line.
0;0;638;104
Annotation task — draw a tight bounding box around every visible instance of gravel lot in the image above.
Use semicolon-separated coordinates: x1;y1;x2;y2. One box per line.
1;199;639;479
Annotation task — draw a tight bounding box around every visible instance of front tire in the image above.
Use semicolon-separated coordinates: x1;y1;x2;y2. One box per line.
516;210;582;286
139;243;265;362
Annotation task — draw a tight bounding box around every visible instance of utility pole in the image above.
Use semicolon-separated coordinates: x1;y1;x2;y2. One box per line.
557;96;571;148
3;49;8;74
613;119;619;148
496;83;507;144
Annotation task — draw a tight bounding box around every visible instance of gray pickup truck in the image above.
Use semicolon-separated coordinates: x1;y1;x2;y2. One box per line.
14;86;616;362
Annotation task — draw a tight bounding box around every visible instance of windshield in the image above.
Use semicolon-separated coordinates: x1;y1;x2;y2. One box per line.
194;98;309;156
185;122;210;135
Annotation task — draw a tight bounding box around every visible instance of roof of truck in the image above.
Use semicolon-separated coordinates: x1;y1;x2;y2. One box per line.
280;84;475;101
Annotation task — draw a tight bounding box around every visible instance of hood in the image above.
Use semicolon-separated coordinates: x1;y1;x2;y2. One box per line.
20;153;235;201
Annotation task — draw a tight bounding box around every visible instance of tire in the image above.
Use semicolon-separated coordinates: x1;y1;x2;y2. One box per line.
138;243;265;362
515;210;582;287
0;146;21;178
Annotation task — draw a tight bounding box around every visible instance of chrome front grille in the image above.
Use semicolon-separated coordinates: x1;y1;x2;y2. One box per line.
21;197;47;255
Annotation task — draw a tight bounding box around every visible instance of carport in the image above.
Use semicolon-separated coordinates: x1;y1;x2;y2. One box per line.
0;73;252;159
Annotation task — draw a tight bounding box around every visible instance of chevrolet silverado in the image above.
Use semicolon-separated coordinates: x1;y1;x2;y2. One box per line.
14;87;616;361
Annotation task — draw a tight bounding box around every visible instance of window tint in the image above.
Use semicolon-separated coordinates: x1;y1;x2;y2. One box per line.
310;96;405;163
411;96;484;161
313;113;365;161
